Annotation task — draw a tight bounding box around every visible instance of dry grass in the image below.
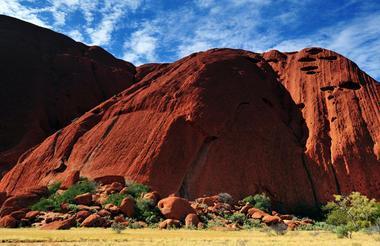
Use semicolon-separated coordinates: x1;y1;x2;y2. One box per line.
0;228;379;245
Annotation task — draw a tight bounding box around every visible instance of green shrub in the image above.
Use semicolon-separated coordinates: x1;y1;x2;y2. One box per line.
104;193;128;206
335;225;351;238
241;218;262;229
111;222;126;233
242;195;255;205
126;183;150;198
242;193;271;212
134;198;162;224
58;179;96;204
30;179;96;212
323;192;379;231
206;217;224;228
48;182;61;195
31;197;60;211
296;221;335;231
227;213;246;225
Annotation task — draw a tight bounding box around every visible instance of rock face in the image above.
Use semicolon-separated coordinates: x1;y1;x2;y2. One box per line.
263;48;380;208
0;15;135;176
0;43;379;213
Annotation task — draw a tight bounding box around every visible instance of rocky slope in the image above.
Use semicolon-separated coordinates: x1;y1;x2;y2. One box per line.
0;16;379;214
0;15;136;176
1;45;379;214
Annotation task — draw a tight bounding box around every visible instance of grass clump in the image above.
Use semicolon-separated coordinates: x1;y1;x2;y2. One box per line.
242;193;271;212
126;182;150;198
104;193;128;206
31;179;96;212
111;222;126;234
134;198;162;224
47;182;61;195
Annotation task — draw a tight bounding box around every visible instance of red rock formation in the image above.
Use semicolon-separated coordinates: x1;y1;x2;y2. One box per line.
0;15;135;176
0;45;379;214
263;47;380;206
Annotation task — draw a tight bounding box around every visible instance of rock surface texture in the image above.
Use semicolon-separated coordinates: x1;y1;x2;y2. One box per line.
0;15;135;176
0;16;379;214
263;48;380;208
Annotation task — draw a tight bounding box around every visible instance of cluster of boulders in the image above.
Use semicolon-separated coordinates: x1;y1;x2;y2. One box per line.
0;175;314;230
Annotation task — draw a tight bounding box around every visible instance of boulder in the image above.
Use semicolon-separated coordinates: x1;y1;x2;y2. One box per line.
279;214;294;220
81;214;108;227
184;213;200;228
157;197;196;220
158;219;181;229
119;197;135;217
284;220;300;230
104;204;120;215
105;182;124;194
0;214;18;228
97;209;112;217
74;193;93;205
75;210;91;222
143;191;161;205
41;217;76;230
195;196;219;206
25;211;41;220
61;170;80;189
262;215;281;225
239;204;253;214
10;210;26;220
94;176;126;186
0;186;48;216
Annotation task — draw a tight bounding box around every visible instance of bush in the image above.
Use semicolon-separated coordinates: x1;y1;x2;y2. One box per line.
296;221;335;231
206;217;224;228
111;222;126;233
104;193;128;206
323;192;379;231
58;179;97;204
335;225;351;238
218;193;233;204
243;193;271;212
134;198;162;224
228;212;246;225
31;197;59;211
126;183;150;198
241;218;262;229
242;195;255;206
48;182;61;195
30;179;97;212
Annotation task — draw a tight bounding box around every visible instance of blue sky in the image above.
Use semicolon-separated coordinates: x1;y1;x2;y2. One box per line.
1;0;379;80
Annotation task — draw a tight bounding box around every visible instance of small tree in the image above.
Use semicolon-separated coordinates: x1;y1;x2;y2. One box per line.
243;193;271;212
323;192;379;237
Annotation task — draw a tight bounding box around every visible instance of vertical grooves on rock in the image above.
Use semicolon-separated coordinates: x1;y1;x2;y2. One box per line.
300;151;319;208
320;88;341;195
179;136;217;199
330;164;341;194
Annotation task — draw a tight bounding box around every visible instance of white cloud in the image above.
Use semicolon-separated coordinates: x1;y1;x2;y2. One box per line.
123;23;158;65
67;30;84;42
270;13;380;79
86;1;143;46
0;0;50;27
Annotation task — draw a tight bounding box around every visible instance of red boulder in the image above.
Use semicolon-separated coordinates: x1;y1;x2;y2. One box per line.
157;197;195;221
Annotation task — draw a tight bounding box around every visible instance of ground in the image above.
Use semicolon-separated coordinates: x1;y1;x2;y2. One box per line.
0;229;379;245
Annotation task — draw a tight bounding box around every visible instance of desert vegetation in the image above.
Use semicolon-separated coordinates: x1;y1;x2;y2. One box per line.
0;175;379;244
